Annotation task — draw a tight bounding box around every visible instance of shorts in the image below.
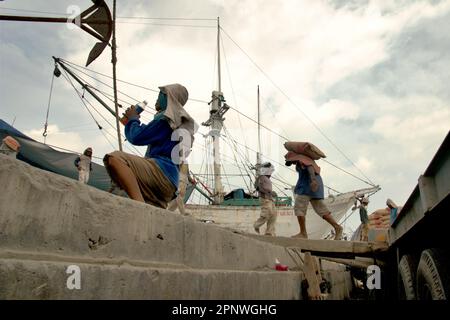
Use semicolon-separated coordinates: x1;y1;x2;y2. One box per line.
104;151;176;208
294;194;329;217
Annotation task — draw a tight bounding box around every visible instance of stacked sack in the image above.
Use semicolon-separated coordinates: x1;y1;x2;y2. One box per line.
284;141;326;174
368;208;391;229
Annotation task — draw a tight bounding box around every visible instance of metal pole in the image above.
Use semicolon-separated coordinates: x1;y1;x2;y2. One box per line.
210;17;224;204
257;85;261;176
111;0;123;151
54;57;117;116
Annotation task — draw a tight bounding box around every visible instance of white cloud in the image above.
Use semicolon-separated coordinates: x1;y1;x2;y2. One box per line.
24;125;85;153
2;0;450;221
371;96;450;155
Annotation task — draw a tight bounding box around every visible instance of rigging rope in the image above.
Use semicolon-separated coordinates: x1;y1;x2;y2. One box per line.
222;125;253;192
60;69;116;150
58;58;376;187
60;68;143;156
43;70;55;142
221;32;251;161
220;26;376;187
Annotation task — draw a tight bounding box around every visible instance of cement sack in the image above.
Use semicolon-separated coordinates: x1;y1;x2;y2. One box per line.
284;141;326;160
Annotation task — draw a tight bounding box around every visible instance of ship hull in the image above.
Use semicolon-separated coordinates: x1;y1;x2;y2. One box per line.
186;192;357;239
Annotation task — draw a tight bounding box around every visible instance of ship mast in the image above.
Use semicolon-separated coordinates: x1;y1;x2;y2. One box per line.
202;17;229;204
256;85;261;176
212;17;224;204
111;0;123;151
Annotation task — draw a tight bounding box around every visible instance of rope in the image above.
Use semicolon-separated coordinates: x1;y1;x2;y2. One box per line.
59;58;210;104
60;68;143;156
220;26;376;187
60;69;116;150
60;70;103;130
0;8;216;21
43;71;55;142
221;32;251;161
58;58;376;187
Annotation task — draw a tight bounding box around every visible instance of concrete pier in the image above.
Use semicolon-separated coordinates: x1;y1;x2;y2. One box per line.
0;154;352;299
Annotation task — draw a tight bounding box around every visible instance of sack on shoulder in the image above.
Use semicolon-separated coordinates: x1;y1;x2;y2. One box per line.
284;141;326;160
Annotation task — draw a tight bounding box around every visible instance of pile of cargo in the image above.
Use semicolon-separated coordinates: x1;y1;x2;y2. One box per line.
368;208;391;229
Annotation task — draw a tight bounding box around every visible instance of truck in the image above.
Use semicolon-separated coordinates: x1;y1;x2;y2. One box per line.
386;131;450;300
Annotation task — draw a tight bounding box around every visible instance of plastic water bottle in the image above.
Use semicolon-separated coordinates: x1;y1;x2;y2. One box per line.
120;100;148;125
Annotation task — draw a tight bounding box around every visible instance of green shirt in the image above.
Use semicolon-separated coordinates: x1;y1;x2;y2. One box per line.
359;206;369;224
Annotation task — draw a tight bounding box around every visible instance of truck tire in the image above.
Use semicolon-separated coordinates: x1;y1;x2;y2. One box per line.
398;254;418;300
416;249;450;300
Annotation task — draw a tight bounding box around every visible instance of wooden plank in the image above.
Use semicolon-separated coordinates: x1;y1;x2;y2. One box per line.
244;234;389;259
320;257;385;269
303;252;323;300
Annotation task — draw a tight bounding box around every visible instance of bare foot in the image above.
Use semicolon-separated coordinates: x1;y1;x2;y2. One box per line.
334;226;343;240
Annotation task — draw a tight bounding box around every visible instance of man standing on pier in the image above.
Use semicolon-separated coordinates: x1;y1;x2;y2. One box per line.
254;162;278;236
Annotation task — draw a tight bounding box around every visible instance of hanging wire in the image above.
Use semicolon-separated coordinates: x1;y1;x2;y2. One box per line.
0;8;216;21
60;58;210;104
44;143;103;160
116;21;216;28
220;158;232;193
60;69;103;130
60;69;116;150
0;7;70;16
220;30;251;162
117;16;216;21
60;68;144;156
43;70;56;142
59;60;151;110
220;26;376;187
59;58;375;187
223;118;343;192
221;125;253;192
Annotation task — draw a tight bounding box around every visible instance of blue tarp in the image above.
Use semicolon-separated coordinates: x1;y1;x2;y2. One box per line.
0;119;112;191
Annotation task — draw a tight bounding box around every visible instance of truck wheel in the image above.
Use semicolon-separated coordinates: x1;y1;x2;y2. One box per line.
416;249;450;300
398;254;418;300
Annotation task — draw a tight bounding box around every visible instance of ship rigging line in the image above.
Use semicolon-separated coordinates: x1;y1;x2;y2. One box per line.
43;70;55;142
59;67;143;156
59;59;154;110
220;127;253;193
59;59;209;104
221;128;341;193
220;26;376;187
59;69;116;150
222;124;292;197
0;7;217;21
221;32;251;161
59;58;375;187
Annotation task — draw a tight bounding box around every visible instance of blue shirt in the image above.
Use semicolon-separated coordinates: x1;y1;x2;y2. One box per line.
125;117;179;188
390;207;398;224
294;165;324;199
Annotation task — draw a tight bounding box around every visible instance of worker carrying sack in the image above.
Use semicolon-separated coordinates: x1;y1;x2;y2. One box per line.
284;141;326;160
284;151;321;175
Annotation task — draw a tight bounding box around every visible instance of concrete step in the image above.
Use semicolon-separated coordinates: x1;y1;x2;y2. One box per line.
0;256;301;300
0;155;297;271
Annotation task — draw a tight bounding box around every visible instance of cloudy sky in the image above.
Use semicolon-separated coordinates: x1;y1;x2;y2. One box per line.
1;0;449;231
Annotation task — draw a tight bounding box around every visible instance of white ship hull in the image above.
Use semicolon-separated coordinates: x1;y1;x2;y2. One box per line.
185;189;371;239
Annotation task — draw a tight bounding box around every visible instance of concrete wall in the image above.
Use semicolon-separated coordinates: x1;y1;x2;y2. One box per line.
0;258;302;300
0;155;352;300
